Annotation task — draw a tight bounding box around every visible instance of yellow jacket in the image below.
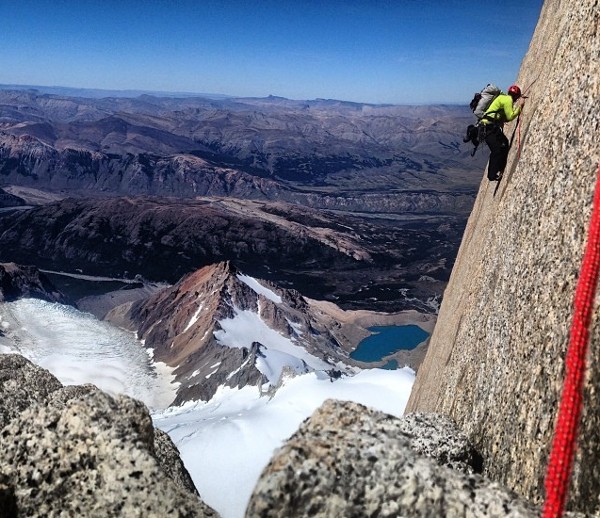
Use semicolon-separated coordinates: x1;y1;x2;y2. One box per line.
481;94;521;125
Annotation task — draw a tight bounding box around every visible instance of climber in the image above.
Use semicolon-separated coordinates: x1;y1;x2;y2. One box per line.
480;85;524;181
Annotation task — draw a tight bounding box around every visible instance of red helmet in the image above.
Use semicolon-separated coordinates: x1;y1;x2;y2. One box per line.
508;85;522;98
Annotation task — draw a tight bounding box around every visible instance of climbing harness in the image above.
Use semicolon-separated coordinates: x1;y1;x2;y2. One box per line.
542;163;600;517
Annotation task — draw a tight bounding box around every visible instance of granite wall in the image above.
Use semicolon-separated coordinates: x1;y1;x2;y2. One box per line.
406;0;600;513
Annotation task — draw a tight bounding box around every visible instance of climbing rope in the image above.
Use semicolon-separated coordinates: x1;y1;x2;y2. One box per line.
542;163;600;517
517;113;523;160
514;74;540;160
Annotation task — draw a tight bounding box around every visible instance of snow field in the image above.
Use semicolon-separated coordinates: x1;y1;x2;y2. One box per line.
153;368;415;517
0;299;178;410
214;307;330;384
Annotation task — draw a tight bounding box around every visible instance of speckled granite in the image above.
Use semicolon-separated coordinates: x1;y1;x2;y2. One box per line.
0;354;216;517
406;0;600;514
247;400;539;517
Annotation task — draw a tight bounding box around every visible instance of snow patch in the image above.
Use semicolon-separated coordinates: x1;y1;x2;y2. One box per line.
188;369;201;379
255;347;309;383
226;358;251;380
184;301;204;333
214;307;330;384
143;318;163;337
205;369;219;379
237;274;282;304
286;318;304;336
426;295;441;313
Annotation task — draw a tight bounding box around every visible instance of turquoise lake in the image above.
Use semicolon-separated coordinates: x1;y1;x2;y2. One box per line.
350;325;430;364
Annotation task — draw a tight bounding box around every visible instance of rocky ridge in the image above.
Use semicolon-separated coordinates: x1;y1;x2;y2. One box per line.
0;196;457;312
106;261;433;404
0;130;478;214
247;400;548;517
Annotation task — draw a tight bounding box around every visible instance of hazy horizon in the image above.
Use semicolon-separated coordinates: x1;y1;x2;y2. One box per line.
1;1;543;105
0;81;475;106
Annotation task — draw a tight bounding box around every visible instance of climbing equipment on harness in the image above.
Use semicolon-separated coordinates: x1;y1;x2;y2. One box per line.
463;124;481;156
463;122;499;157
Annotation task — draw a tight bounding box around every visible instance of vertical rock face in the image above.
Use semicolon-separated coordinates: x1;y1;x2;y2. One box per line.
406;0;599;514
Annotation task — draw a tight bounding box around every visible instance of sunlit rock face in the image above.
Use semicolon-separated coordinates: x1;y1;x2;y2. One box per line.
107;261;359;404
407;0;600;513
247;400;540;518
0;354;217;517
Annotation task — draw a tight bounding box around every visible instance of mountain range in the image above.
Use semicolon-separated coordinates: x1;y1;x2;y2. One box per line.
0;88;483;312
0;195;459;312
0;89;484;208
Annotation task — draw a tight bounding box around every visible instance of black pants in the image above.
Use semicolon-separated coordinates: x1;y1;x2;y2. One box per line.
484;125;509;180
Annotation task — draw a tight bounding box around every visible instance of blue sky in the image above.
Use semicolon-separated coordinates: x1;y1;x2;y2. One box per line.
0;0;543;104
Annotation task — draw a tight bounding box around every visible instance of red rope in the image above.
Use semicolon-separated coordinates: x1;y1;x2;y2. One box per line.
542;164;600;517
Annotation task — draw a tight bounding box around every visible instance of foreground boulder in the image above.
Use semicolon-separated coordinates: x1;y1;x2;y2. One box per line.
0;354;217;517
46;383;200;497
153;428;200;497
0;353;62;429
395;412;483;475
247;399;540;517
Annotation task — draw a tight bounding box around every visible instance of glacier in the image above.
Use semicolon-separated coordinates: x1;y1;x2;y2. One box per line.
0;297;416;518
0;298;178;410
